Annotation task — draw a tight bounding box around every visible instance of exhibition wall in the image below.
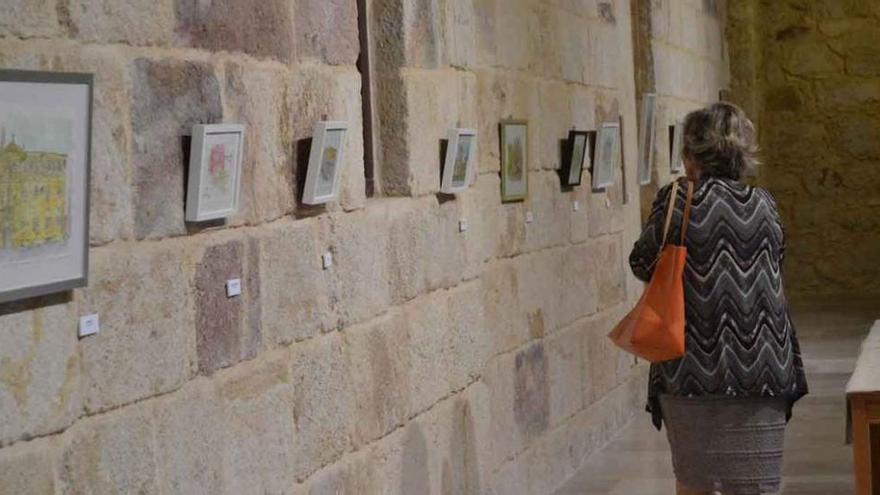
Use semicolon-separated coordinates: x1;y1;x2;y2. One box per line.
0;0;729;493
728;0;880;299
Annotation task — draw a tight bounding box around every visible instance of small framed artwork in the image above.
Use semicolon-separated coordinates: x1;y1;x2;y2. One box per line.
0;70;93;303
185;124;245;222
669;120;684;173
637;93;656;185
440;128;477;194
500;120;528;202
592;121;620;190
303;121;348;205
560;130;590;187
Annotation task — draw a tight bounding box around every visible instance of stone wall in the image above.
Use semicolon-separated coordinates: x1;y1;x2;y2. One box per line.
634;0;729;219
727;0;880;298
0;1;726;493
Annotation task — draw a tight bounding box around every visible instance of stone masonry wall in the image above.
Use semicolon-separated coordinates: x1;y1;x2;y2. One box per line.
727;0;880;298
636;0;729;219
0;1;726;493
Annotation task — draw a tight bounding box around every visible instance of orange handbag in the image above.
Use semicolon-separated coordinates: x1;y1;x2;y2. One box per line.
608;180;694;363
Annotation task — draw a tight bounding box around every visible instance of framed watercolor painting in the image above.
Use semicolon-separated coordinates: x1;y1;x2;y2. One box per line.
303;121;348;205
185;124;245;222
637;93;656;185
560;130;590;187
500;120;528;202
669;120;684;173
592;121;619;190
0;70;93;303
440;128;477;194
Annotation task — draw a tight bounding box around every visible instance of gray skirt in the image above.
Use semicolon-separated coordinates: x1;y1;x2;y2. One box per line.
660;394;787;494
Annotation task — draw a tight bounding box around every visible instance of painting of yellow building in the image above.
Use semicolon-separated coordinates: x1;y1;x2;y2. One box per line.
0;138;68;251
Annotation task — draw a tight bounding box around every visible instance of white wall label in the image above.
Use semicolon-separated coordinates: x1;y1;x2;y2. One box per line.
459;219;468;232
322;251;334;269
572;201;580;211
226;278;242;297
79;314;100;338
525;211;534;223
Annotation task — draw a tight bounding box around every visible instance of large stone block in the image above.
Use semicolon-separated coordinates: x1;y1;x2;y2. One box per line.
194;238;261;374
218;352;296;494
0;0;58;37
0;303;80;447
559;10;590;83
406;282;489;415
289;334;354;481
834;114;880;160
781;38;844;77
63;0;175;45
560;243;600;326
0;438;56;494
495;1;537;71
130;57;222;240
325;206;391;327
402;0;447;68
344;312;410;445
481;260;529;355
223;62;295;225
513;342;549;442
535;80;572;171
295;0;359;65
154;382;225;495
457;174;500;266
175;0;295;62
472;0;497;66
386;198;468;303
591;235;626;311
59;403;157;494
257;219;333;346
446;0;477;68
515;250;564;336
816;79;880;109
546;324;585;426
522;172;571;252
77;240;196;413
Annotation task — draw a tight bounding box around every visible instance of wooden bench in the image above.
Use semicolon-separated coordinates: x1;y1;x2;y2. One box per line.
847;321;880;495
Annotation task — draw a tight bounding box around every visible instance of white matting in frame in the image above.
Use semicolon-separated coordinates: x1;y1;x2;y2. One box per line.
670;119;684;173
185;124;245;222
303;121;348;205
637;93;656;185
592;121;619;190
0;70;93;304
441;128;477;194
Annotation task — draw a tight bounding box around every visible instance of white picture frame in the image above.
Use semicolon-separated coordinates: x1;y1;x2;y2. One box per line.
637;93;656;185
303;121;348;205
440;128;477;194
592;121;619;190
0;70;93;303
185;124;245;222
670;119;684;173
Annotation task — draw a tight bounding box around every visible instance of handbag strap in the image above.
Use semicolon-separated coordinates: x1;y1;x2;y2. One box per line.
660;180;679;247
660;180;695;247
680;180;694;245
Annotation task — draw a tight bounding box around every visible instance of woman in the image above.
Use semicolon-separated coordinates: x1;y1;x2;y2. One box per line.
629;102;808;495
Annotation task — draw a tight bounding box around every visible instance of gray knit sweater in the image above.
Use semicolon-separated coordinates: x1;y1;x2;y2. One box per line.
629;177;809;430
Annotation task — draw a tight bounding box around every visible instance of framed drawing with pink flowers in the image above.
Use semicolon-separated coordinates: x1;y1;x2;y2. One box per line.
185;124;245;222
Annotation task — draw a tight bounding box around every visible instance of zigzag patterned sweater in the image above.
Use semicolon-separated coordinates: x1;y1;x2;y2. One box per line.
629;177;809;430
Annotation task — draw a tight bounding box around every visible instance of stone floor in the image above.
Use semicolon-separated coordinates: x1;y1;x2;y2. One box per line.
553;302;878;495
